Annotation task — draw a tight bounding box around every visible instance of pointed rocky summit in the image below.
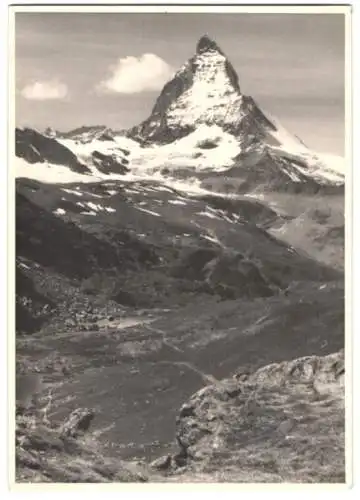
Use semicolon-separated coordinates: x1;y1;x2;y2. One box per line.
127;35;258;144
127;35;283;150
196;34;225;55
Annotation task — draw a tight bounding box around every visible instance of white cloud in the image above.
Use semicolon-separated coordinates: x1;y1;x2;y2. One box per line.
97;53;174;94
21;80;68;100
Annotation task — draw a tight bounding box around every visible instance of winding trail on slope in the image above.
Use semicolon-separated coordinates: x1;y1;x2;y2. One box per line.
142;324;220;385
30;317;221;462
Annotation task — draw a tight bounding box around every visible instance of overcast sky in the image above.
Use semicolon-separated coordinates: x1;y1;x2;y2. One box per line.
15;13;345;155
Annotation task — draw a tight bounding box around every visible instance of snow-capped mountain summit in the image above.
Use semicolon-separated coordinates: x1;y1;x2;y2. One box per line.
127;34;294;149
15;35;345;188
127;35;246;144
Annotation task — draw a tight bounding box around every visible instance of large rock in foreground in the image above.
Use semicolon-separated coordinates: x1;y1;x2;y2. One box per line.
163;350;345;483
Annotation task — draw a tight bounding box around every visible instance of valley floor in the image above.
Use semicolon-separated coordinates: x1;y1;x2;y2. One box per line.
16;276;345;483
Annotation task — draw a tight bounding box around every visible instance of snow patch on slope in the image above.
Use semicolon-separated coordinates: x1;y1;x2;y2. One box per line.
15;157;96;184
59;135;137;157
316;153;346;175
130;125;241;175
75;201;116;213
54;208;66;215
62;188;83;197
135;207;161;217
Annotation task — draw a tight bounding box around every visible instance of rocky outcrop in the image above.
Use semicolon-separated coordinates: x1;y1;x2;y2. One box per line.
60;408;95;438
92;150;130;175
172;248;274;299
160;350;345;482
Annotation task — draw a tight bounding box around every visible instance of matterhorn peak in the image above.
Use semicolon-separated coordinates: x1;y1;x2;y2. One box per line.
196;35;224;55
128;35;325;159
127;35;248;144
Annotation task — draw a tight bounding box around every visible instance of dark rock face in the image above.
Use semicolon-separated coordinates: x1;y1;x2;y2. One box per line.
194;35;241;94
227;151;322;194
15;128;90;174
92;150;130;175
196;35;224;55
127;72;195;144
241;96;278;133
98;131;115;142
172;249;274;299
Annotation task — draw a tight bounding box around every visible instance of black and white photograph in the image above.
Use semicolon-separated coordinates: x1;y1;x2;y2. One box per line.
9;3;351;486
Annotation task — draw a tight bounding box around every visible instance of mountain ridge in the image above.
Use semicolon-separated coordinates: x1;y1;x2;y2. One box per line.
15;35;344;189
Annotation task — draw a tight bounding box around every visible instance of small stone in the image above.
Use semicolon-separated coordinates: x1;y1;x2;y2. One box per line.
179;403;195;418
173;452;187;468
150;454;172;471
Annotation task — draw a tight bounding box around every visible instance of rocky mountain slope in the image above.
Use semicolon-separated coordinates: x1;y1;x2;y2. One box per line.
13;34;346;483
15;174;341;336
16;128;90;174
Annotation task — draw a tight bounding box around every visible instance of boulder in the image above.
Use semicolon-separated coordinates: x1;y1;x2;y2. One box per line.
60;408;95;438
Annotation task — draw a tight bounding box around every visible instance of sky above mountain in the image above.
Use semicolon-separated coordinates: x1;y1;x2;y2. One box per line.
15;12;345;155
